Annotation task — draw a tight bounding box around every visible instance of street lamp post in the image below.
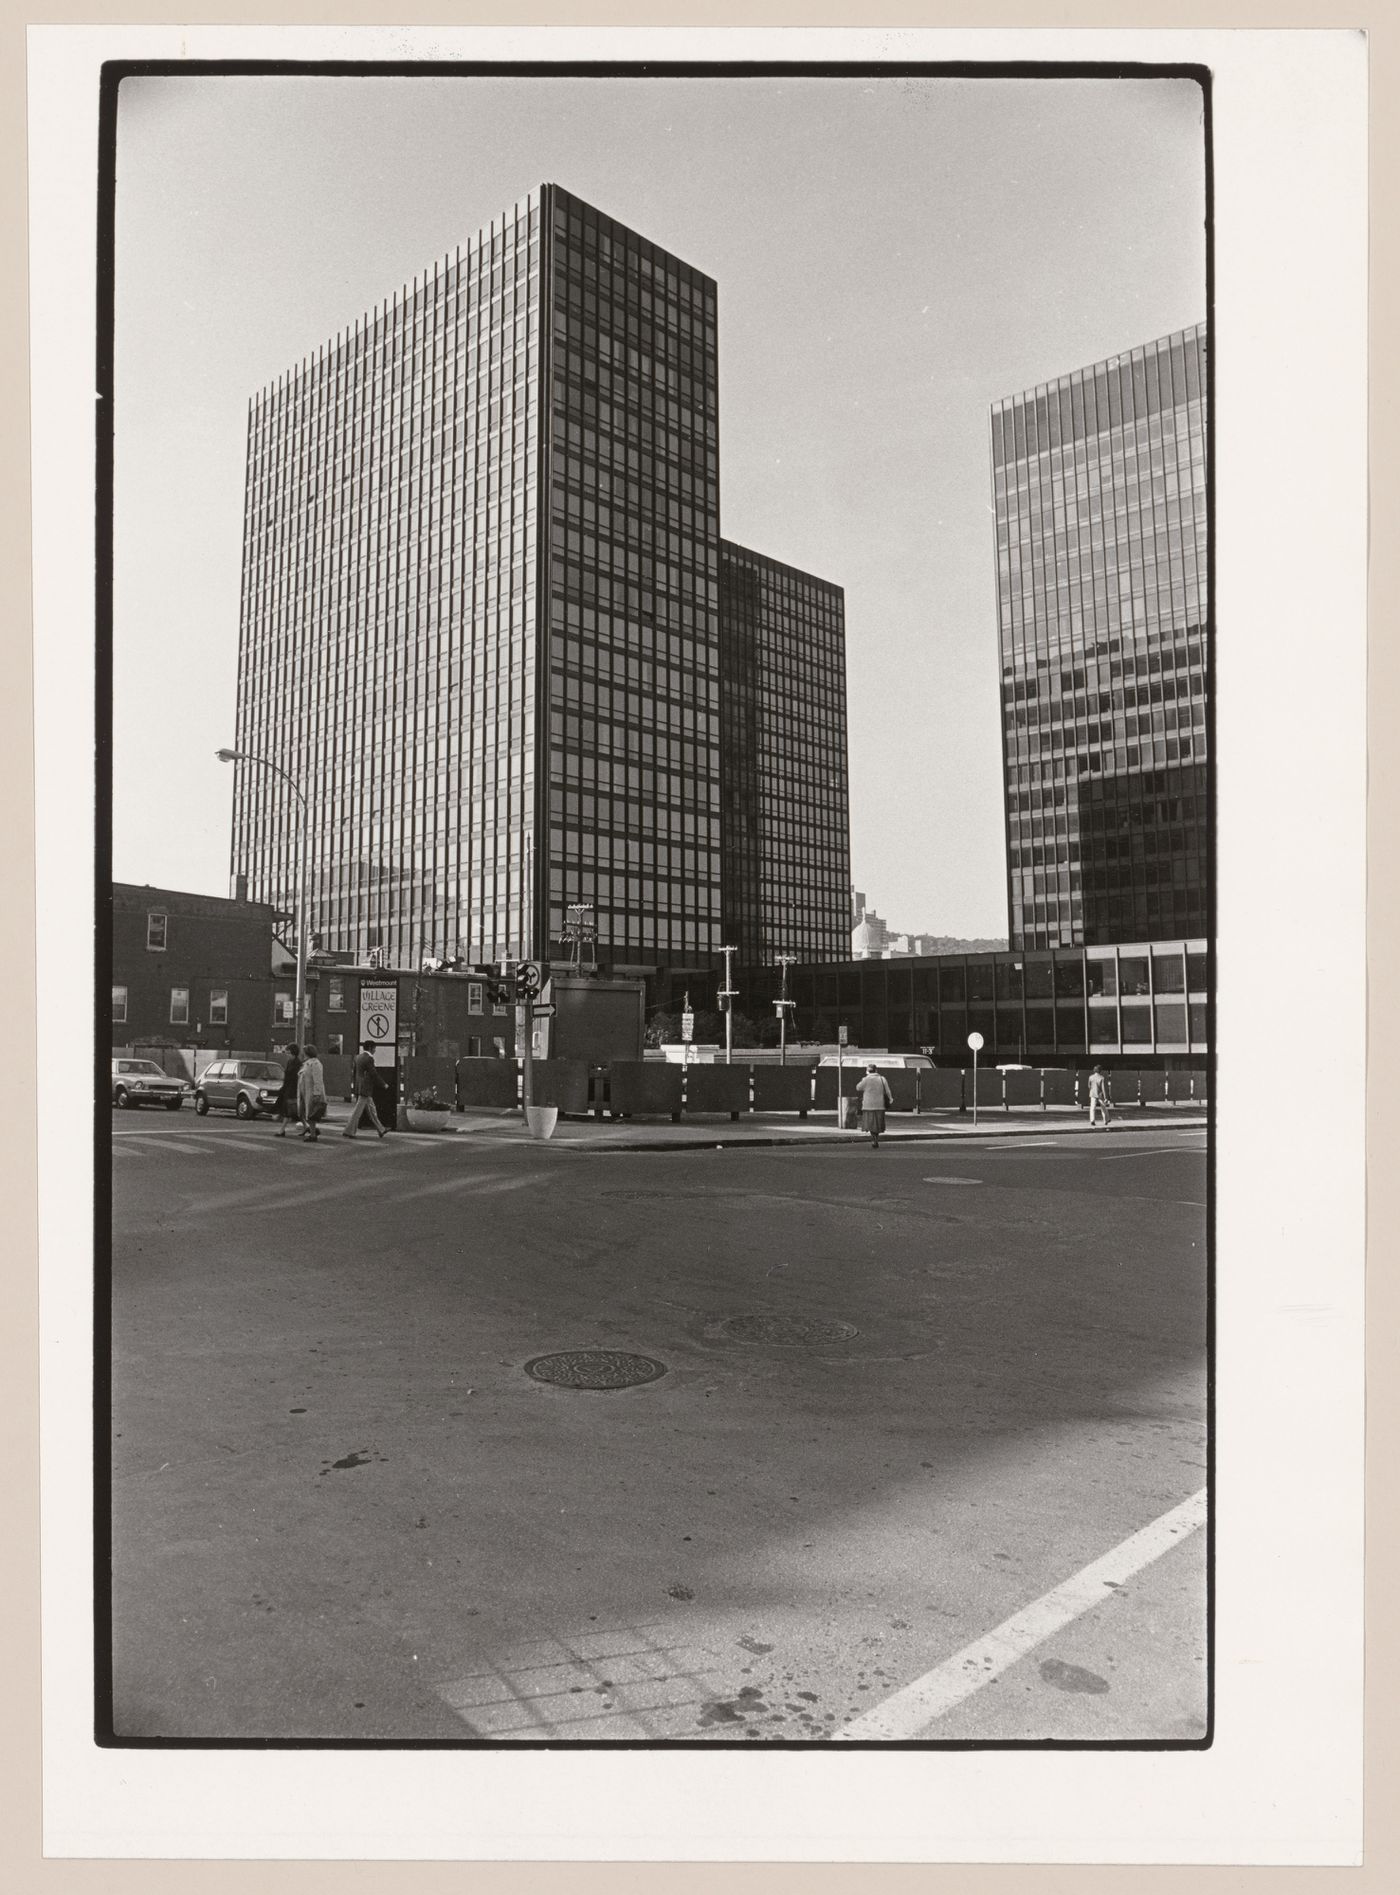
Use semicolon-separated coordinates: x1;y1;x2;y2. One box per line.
217;747;310;1049
719;945;738;1065
967;1030;984;1128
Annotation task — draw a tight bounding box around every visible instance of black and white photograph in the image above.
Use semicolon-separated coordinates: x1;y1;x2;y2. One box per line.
25;16;1369;1868
102;58;1212;1749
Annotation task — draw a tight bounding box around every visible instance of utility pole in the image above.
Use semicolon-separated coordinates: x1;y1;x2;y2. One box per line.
774;952;796;1067
719;945;738;1065
564;902;596;974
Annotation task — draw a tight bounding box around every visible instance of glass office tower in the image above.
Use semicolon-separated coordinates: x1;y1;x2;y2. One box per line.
233;183;722;968
719;541;850;962
991;324;1209;950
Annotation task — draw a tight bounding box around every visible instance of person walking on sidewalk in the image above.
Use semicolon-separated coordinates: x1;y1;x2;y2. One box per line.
342;1041;389;1140
1087;1064;1112;1129
855;1063;894;1150
272;1044;303;1138
296;1044;328;1141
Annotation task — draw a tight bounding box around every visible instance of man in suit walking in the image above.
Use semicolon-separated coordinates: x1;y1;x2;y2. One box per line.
342;1040;390;1139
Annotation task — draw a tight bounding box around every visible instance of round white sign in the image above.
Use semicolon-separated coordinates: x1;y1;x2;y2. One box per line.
966;1031;985;1052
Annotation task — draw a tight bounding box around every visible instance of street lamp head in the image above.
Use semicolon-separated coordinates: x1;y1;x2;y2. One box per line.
215;747;238;763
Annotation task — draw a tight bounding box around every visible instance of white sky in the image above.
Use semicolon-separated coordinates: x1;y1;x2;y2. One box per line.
112;72;1205;939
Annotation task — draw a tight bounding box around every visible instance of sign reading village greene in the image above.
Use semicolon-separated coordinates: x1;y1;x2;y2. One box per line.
358;983;398;1055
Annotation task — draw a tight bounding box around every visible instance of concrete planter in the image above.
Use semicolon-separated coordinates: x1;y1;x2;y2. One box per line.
405;1107;451;1133
524;1103;559;1141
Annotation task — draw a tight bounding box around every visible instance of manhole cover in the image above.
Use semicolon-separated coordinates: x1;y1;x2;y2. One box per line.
718;1315;859;1347
524;1350;667;1390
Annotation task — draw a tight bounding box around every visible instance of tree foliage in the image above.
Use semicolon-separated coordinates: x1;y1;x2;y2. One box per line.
646;1008;773;1050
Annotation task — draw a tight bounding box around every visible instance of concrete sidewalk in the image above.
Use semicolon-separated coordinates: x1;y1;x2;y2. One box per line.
400;1103;1207;1152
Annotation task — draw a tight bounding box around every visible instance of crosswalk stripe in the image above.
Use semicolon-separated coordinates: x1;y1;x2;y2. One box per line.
833;1488;1208;1740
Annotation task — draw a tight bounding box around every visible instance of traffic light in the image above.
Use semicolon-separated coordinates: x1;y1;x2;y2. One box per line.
473;963;516;1006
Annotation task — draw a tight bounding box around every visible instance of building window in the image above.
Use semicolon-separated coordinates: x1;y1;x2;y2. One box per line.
209;989;228;1026
274;991;293;1023
1151;952;1186;994
1120;1002;1152;1044
170;987;190;1025
328;978;346;1013
147;912;168;952
112;984;128;1023
1088;1000;1120;1045
1154;1001;1188;1044
467;981;484;1015
1119;956;1151;997
327;1033;344;1056
1086;957;1117;999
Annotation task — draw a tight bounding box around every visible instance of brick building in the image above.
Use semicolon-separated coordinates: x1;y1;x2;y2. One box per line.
303;963;510;1063
110;883;281;1062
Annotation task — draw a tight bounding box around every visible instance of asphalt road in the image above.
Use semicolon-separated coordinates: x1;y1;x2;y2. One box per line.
109;1110;1209;1745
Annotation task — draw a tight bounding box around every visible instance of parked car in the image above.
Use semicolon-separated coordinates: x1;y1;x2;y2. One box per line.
193;1058;287;1120
111;1058;188;1110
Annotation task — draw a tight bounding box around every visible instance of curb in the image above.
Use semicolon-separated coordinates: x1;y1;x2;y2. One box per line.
432;1115;1208;1154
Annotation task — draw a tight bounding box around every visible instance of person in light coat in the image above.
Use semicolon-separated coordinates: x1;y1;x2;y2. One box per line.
296;1044;328;1142
855;1063;895;1150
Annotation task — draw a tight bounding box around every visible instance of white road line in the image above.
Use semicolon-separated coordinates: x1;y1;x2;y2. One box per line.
921;1176;983;1186
1095;1144;1206;1160
111;1132;268;1155
388;1172;547;1202
832;1487;1208;1741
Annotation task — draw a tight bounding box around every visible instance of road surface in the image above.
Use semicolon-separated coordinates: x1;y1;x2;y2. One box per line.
109;1111;1208;1744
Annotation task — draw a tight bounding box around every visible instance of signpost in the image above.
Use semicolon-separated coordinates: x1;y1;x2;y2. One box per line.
719;946;738;1065
357;980;399;1130
680;992;695;1067
837;1023;848;1129
359;983;398;1068
967;1030;984;1128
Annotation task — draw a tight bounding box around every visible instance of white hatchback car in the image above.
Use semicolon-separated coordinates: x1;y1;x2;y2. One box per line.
193;1058;287;1120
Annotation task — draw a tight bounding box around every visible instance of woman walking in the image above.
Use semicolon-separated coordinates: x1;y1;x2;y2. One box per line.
296;1043;328;1141
272;1044;303;1137
855;1063;895;1151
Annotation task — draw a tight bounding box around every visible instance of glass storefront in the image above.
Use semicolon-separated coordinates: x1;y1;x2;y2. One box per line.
777;937;1208;1061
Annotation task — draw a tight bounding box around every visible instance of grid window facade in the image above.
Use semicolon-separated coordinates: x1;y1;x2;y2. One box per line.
740;938;1207;1058
720;542;850;962
542;187;723;963
235;190;544;967
233;184;727;969
991;325;1209;949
